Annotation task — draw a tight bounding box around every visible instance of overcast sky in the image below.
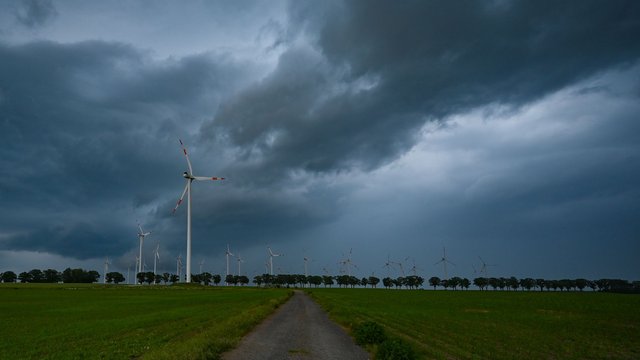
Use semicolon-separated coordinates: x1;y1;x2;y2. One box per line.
1;0;639;282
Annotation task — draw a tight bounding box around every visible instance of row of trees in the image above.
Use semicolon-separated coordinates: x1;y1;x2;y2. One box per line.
0;268;100;283
428;276;640;293
3;269;638;293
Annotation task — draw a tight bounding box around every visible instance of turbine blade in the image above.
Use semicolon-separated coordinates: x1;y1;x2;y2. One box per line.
179;138;193;175
193;176;225;181
172;181;189;214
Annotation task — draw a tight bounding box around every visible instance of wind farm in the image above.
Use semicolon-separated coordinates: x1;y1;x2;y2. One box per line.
1;1;639;359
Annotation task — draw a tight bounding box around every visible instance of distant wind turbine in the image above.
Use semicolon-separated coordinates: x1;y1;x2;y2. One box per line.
303;256;312;277
176;254;183;282
137;223;151;274
478;256;496;277
268;247;281;275
435;247;455;279
153;243;160;278
103;257;110;284
382;254;394;276
225;244;234;278
340;249;358;277
172;139;224;283
237;253;244;276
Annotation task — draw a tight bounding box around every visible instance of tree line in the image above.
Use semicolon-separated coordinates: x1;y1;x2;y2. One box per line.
2;268;638;293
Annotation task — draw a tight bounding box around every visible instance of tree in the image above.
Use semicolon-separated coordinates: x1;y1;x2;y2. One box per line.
162;273;171;284
200;272;213;285
473;277;488;290
18;271;32;283
213;274;221;286
535;278;545;291
507;277;520;291
368;276;380;288
361;277;368;288
382;277;393;289
461;278;470;290
520;278;535;291
106;272;125;284
429;276;440;290
309;275;323;287
575;278;588;291
136;272;146;284
238;275;249;286
488;277;499;290
43;269;61;283
170;274;179;284
449;277;462;290
154;274;163;285
1;271;17;283
29;269;44;283
322;275;334;288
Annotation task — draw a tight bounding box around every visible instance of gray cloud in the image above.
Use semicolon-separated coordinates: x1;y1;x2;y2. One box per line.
16;0;57;28
0;1;638;280
203;0;640;178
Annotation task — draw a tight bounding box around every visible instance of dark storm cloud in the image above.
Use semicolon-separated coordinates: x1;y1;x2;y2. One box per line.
0;40;249;259
203;0;640;177
15;0;57;28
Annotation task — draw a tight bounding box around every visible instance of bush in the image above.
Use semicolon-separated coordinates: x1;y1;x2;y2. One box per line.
353;321;387;345
377;338;416;360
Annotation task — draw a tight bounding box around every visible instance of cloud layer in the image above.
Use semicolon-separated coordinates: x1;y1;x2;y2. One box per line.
0;0;638;279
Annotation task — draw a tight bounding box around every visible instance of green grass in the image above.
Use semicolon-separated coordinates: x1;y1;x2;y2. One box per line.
306;288;640;359
0;283;292;360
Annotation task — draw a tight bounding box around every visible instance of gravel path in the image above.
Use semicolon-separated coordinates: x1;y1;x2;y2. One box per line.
222;290;370;360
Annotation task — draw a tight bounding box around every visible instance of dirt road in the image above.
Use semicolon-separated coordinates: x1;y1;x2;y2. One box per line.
222;290;370;360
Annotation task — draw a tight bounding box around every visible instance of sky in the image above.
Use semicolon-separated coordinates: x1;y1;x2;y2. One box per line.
0;0;639;282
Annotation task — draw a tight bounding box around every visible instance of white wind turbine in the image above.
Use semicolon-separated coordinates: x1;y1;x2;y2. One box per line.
137;223;151;274
303;256;312;277
172;139;225;283
382;254;394;276
435;247;455;279
176;254;183;281
237;253;244;276
103;257;110;284
225;244;234;278
408;258;422;276
153;243;160;278
478;256;496;277
268;247;281;275
340;249;358;277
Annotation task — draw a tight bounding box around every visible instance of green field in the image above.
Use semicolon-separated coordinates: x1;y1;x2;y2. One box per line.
307;288;640;359
0;284;291;360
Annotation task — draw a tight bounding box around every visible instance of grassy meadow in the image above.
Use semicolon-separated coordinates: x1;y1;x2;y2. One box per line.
0;283;292;360
307;288;640;359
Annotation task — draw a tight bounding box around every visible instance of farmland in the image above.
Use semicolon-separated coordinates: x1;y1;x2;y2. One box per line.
0;284;291;360
307;288;640;359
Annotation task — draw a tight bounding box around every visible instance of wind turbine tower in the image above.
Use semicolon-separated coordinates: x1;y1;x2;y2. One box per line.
153;243;160;278
172;139;225;283
225;244;234;277
304;256;311;277
176;254;183;281
103;257;110;284
137;223;151;274
237;254;244;276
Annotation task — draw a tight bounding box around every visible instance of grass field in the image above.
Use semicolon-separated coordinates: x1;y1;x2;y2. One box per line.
307;288;640;359
0;283;291;360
